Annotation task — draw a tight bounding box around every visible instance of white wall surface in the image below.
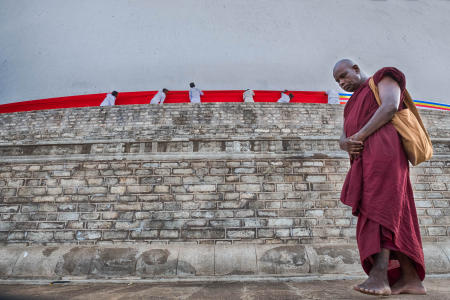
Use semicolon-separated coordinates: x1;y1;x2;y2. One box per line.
1;0;450;104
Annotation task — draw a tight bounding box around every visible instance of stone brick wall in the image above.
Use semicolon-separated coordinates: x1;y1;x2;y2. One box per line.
0;103;449;246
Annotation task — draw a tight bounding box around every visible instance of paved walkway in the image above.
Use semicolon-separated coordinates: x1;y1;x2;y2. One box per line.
0;277;449;300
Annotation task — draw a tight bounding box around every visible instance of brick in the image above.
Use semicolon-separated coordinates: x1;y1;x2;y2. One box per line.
210;219;241;227
130;230;158;239
276;184;293;192
282;201;314;209
140;177;163;184
164;202;181;210
12;214;30;221
428;226;447;236
152;212;174;220
311;183;334;191
186;185;216;192
163;177;182;185
426;209;443;216
262;184;276;192
118;178;137;185
138;195;160;202
236;184;260;192
26;231;53;242
265;201;281;209
225;175;240;182
87;221;112;229
233;168;256;174
57;212;79;221
6;179;24;187
215;211;234;218
76;231;101;240
60;179;87;186
38;204;57;212
433;200;449;208
47;187;63;195
115;203;141;211
135;212;152;219
125;185;151;194
0;205;19;213
154;185;170;193
235;210;255;218
160;230;179;238
258;193;284;200
78;203;96;212
31;196;56;202
306;210;324;217
210;168;229;175
54;231;75;240
191;211;215;219
275;229;290;237
102;212;119;220
52;171;71;177
142;202;164;211
335;218;351;226
257;210;277;217
227;229;255;239
257;229;274;238
8;232;25;240
172;168;193;175
268;218;293;227
67;221;84;229
18;187;46;196
292;228;311;237
78;186;107;194
80;213;100;220
38;222;65;229
181;229;225;239
243;219;266;227
110;186;126;194
196;194;222;201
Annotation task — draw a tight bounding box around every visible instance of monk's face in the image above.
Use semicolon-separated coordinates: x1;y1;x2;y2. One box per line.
333;64;362;92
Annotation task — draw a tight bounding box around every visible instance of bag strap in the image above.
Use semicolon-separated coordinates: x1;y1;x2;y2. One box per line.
368;77;431;143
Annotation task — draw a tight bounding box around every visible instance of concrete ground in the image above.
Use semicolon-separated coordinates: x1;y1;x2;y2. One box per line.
0;277;449;300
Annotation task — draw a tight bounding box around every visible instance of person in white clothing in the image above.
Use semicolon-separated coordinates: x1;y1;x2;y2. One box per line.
189;82;203;103
326;89;340;104
150;88;169;104
277;90;294;103
100;91;118;106
243;89;255;102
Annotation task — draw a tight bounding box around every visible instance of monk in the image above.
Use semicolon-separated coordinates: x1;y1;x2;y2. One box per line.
333;59;426;296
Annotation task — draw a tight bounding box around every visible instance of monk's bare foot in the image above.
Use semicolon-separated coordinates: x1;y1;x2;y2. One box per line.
391;278;426;295
353;271;391;296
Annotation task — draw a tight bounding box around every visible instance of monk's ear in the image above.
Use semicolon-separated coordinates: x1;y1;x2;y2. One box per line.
352;64;360;74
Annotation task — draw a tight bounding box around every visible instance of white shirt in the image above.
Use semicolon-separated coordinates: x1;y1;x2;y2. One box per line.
326;89;340;104
189;87;203;103
277;93;290;103
150;90;166;104
243;90;255;102
100;94;116;106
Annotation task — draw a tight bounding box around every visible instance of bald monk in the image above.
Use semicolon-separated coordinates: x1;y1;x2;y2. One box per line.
333;59;426;296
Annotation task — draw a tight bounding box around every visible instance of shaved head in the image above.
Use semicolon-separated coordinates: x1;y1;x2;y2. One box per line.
333;59;356;74
332;58;367;92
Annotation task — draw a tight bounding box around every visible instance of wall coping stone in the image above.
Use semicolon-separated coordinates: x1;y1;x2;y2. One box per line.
0;242;448;280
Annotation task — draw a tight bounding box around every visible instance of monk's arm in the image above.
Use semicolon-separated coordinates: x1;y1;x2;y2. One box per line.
351;76;401;141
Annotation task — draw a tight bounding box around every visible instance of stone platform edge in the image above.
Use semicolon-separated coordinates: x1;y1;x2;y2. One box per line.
0;242;448;280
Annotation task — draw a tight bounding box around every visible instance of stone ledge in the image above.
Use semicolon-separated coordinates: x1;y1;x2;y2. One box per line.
0;242;448;280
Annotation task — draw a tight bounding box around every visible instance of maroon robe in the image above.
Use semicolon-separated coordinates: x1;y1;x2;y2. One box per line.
341;67;425;284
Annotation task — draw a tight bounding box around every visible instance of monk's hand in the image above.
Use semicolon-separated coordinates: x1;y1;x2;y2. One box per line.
340;136;364;155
